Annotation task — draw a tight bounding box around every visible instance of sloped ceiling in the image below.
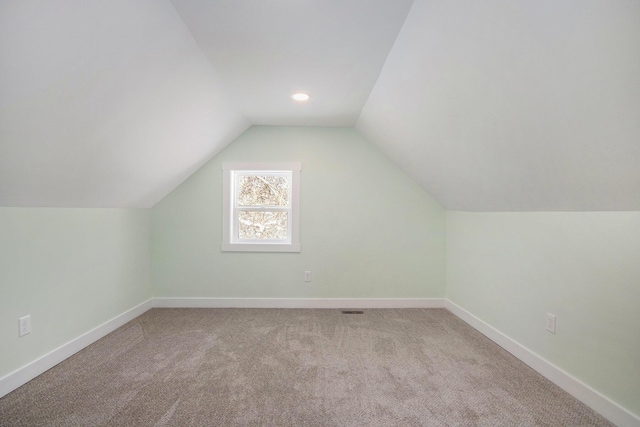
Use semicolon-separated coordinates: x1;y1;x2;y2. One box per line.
358;0;640;211
1;0;639;210
0;0;249;207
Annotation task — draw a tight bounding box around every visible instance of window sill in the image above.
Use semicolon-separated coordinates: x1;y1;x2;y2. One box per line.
221;243;301;253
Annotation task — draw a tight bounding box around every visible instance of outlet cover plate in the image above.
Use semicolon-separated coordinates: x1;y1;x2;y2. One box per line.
546;313;556;334
19;315;31;337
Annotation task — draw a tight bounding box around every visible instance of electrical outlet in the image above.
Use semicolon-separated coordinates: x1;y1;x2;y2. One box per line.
19;315;31;337
304;271;311;282
546;313;556;334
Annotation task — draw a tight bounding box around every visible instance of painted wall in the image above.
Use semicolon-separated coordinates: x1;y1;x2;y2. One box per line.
151;126;446;299
446;211;640;416
0;208;152;379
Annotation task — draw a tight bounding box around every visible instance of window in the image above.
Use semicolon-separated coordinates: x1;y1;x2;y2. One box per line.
222;163;301;252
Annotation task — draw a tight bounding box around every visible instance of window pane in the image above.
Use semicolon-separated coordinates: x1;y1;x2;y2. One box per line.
238;211;288;239
238;175;290;207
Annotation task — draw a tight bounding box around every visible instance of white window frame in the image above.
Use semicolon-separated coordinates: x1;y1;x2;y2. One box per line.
222;162;301;252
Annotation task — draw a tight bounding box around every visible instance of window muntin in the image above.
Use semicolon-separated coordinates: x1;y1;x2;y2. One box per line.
222;163;300;252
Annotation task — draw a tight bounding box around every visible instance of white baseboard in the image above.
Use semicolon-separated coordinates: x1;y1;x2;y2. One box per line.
152;297;446;309
445;300;640;427
0;299;153;399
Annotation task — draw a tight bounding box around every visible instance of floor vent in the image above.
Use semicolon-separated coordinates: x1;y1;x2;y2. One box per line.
341;310;364;314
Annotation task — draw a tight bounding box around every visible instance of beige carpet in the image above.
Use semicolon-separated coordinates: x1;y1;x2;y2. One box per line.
0;308;613;426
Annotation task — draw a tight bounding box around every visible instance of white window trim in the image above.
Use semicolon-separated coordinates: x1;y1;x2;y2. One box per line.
222;162;301;252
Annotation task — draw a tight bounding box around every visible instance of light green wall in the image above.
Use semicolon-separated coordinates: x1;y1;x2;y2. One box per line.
1;126;637;422
0;208;152;379
151;126;446;298
446;211;640;416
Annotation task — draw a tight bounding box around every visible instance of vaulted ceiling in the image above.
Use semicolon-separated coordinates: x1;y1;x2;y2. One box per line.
1;0;639;210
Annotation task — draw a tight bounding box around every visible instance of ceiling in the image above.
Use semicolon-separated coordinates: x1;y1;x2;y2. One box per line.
0;0;249;207
357;0;640;211
170;0;414;127
1;0;639;210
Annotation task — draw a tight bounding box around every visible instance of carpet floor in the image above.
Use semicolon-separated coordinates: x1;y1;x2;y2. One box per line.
0;308;613;426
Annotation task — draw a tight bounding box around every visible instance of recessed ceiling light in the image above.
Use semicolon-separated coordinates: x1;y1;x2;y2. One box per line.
291;92;310;102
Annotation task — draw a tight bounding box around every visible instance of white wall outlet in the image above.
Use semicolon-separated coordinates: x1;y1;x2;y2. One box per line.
546;313;556;334
304;271;311;282
19;315;31;337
